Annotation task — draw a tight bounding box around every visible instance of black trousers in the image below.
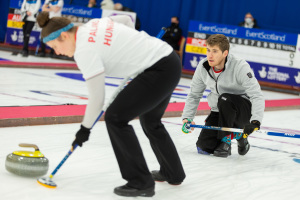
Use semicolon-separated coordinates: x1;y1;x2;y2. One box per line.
22;21;35;51
196;93;252;154
105;51;185;189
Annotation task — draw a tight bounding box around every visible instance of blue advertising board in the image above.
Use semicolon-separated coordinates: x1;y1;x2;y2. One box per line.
188;20;298;46
6;0;103;48
5;0;136;49
184;20;300;87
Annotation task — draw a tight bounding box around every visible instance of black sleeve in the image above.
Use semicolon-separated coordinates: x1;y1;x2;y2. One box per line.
172;28;182;42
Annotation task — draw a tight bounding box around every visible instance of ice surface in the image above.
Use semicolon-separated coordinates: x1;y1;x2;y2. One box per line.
0;67;299;107
1;51;300;199
1;110;300;200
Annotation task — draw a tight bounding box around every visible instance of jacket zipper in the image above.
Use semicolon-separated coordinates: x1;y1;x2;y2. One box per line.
215;71;223;94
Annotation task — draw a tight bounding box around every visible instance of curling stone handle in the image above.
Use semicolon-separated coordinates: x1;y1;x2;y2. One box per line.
19;143;40;151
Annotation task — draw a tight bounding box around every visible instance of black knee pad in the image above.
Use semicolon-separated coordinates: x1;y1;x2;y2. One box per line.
197;130;220;154
196;141;216;154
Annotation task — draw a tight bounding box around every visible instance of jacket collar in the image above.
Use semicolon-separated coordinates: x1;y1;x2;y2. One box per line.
203;55;228;73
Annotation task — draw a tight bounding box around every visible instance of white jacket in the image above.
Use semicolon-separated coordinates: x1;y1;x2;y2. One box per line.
21;0;41;22
182;54;265;123
43;0;64;18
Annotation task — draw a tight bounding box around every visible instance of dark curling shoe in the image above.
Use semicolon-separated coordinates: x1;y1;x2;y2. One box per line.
151;170;182;185
37;52;46;57
213;142;231;158
237;136;250;155
21;50;28;57
114;185;155;197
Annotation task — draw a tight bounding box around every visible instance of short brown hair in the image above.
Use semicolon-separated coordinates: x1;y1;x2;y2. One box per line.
206;34;229;52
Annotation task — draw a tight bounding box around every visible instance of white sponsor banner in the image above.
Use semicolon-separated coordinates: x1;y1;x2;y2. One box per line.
101;10;136;27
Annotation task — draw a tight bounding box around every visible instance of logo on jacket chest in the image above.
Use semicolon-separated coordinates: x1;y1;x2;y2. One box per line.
247;72;253;78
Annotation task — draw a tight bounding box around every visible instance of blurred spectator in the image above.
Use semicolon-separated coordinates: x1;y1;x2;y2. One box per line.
239;12;259;28
100;0;114;10
114;3;141;30
20;0;41;57
37;0;64;57
162;16;182;51
87;0;98;8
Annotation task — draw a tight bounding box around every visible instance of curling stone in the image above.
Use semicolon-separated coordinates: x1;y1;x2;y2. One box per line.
5;143;49;177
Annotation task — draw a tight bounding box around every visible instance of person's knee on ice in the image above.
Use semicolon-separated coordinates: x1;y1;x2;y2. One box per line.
196;136;217;155
196;146;210;155
195;112;220;155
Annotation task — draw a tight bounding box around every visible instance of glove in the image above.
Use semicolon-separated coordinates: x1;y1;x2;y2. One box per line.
72;125;91;148
182;118;193;134
243;120;261;138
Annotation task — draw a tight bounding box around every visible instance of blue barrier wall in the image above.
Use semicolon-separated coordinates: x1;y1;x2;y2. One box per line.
1;0;300;41
0;0;10;42
111;0;300;37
